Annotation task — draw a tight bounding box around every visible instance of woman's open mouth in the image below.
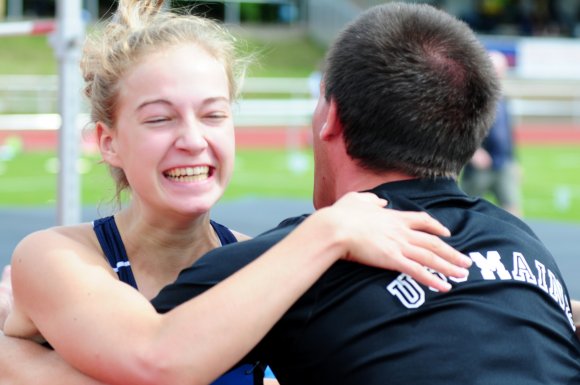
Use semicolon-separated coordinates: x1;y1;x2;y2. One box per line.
163;166;212;182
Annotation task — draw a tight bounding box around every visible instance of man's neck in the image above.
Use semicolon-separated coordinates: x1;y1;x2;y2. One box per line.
338;170;416;196
318;166;417;209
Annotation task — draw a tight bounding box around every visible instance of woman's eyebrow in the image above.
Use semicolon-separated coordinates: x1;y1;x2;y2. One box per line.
202;96;230;106
136;99;171;111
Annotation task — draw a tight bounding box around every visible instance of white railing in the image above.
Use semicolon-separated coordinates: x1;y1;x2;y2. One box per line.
0;75;59;114
0;99;318;130
1;75;580;128
503;78;580;122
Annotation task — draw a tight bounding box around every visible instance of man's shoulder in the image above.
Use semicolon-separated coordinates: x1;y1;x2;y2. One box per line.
257;214;310;237
197;214;310;267
151;214;311;313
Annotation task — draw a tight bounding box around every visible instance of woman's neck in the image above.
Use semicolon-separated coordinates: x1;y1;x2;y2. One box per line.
113;206;222;297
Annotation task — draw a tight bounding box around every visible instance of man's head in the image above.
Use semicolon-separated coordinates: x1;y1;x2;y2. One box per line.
312;2;499;207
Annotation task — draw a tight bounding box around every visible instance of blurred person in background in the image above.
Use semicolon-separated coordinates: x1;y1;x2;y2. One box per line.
461;50;523;217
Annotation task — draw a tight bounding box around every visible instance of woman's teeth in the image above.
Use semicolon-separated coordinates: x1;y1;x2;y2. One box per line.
164;166;210;182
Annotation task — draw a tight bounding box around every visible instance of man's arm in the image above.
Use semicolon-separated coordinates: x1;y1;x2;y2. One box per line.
0;333;105;385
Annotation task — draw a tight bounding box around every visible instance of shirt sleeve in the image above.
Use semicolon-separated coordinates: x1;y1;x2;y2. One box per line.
151;215;308;313
152;240;268;313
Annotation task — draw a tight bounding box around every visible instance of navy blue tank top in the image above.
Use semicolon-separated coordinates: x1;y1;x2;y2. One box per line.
93;216;237;290
93;216;263;385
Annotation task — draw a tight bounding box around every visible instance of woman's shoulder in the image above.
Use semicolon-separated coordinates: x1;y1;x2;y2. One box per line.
12;222;102;264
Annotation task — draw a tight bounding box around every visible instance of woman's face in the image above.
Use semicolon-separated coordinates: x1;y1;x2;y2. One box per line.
107;44;235;216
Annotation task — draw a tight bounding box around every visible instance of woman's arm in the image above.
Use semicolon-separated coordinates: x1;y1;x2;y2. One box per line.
1;268;105;385
5;192;468;385
0;332;106;385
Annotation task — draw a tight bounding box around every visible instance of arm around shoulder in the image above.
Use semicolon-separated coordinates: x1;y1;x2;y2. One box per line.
4;193;469;385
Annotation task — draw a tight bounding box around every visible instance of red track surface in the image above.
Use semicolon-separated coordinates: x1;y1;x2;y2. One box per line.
0;127;313;152
512;124;580;144
1;123;579;152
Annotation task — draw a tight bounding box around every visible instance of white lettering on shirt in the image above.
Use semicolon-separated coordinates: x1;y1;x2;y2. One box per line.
386;250;575;331
469;251;511;280
386;274;425;308
512;252;537;285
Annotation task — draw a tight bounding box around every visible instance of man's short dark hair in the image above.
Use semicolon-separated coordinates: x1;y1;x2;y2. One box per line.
324;2;499;178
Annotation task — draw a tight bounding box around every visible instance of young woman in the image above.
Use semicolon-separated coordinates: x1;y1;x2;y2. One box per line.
1;1;471;384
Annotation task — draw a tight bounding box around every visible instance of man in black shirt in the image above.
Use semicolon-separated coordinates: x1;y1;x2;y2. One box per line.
153;2;580;384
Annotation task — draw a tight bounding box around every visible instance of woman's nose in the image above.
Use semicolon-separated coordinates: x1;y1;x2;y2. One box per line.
175;119;208;152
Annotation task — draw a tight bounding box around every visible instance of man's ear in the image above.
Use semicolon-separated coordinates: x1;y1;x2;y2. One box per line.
96;122;121;167
319;99;343;141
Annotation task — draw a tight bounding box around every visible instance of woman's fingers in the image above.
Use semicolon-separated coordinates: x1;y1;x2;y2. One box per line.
395;258;452;292
334;191;389;209
396;211;451;237
329;193;473;292
404;231;472;270
401;242;469;278
372;236;468;293
353;192;389;207
385;225;471;291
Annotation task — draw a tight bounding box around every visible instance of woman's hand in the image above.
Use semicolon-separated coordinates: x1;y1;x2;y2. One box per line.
0;265;13;330
318;192;472;293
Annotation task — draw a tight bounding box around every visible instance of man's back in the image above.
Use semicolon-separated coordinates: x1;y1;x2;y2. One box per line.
256;179;580;384
153;179;580;384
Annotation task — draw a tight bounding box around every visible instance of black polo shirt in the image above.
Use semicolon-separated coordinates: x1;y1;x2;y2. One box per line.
152;178;580;385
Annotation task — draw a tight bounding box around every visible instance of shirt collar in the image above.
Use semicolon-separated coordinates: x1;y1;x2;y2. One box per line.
365;178;465;200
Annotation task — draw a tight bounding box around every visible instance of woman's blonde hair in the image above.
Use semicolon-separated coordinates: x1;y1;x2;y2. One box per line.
81;0;248;202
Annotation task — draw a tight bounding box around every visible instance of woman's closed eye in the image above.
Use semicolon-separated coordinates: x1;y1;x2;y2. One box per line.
144;116;172;125
203;111;230;125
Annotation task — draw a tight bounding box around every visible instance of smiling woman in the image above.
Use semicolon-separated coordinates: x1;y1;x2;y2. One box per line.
1;0;273;382
97;43;236;216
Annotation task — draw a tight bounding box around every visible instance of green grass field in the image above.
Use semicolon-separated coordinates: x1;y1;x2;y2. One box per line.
0;35;57;74
516;145;580;222
0;148;314;206
0;33;325;77
0;145;579;222
1;35;579;222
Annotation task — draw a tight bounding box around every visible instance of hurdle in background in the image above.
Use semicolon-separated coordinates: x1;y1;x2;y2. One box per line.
0;1;85;226
0;19;55;36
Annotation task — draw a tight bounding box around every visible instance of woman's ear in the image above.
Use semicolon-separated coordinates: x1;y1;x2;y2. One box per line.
96;122;121;167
